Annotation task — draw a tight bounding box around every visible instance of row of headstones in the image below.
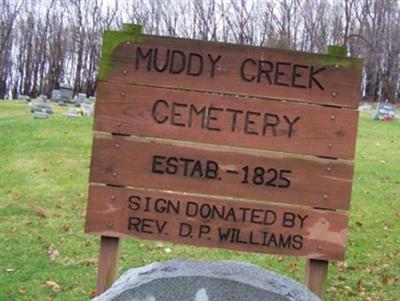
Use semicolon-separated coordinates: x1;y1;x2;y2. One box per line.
28;91;95;119
358;101;397;120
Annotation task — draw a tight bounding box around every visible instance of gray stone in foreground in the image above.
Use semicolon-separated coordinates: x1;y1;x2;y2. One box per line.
93;260;320;301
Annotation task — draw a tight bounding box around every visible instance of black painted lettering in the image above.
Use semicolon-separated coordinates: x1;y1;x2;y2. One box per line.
187;52;203;76
154;198;167;213
155;220;167;234
262;113;280;136
206;107;223;131
128;217;141;231
170;50;186;74
135;47;153;71
171;102;187;127
226;108;243;133
278;234;292;248
141;218;154;233
166;157;178;174
244;111;261;135
205;160;219;179
284;116;300;138
274;62;291;86
240;58;256;82
188;104;207;128
218;227;232;241
190;160;204;178
180;157;195;176
309;66;325;90
292;235;304;249
282;212;296;228
186;202;198;217
179;223;192;237
152;99;169;124
263;210;277;225
153;48;170;72
152;155;165;174
249;231;260;245
198;225;211;238
257;60;273;84
208;54;221;78
291;64;307;88
297;214;308;229
128;195;141;211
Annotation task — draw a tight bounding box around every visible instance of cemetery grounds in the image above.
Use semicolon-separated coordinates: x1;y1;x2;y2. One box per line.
0;101;399;300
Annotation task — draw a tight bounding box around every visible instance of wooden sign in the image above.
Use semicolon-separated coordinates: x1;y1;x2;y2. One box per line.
86;185;348;261
94;82;358;159
90;134;353;210
85;24;362;297
100;31;362;108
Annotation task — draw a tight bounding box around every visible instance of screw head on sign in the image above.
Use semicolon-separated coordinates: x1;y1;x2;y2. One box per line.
117;122;122;127
330;115;335;120
328;143;333;149
326;167;332;173
335;64;340;69
321;219;326;224
120;91;126;97
112;172;118;177
115;143;120;149
331;91;337;97
107;223;114;229
317;245;323;251
122;69;128;75
323;194;328;200
111;194;116;201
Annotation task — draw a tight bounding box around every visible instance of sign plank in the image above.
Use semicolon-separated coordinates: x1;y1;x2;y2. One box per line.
85;185;348;261
89;134;353;210
101;33;362;108
94;82;359;159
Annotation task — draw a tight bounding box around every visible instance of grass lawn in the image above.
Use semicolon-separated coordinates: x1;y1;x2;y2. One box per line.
0;101;399;300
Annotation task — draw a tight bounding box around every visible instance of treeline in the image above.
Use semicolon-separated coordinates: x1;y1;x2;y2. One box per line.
1;0;399;102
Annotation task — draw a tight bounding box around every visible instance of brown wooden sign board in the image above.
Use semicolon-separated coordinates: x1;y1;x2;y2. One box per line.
86;24;362;297
94;82;359;159
86;185;348;261
101;32;362;108
90;134;353;210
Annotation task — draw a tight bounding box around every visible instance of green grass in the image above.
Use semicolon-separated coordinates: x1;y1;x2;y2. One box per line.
1;101;399;300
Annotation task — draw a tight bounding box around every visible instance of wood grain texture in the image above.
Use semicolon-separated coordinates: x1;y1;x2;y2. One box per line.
85;185;348;261
94;82;358;159
305;259;329;297
89;134;353;210
103;35;362;108
96;236;120;295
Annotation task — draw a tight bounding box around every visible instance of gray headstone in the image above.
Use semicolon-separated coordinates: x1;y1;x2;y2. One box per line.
373;102;396;120
33;111;49;119
93;260;320;301
51;89;61;101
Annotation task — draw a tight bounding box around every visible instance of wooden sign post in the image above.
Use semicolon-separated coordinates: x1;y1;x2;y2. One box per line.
85;24;362;298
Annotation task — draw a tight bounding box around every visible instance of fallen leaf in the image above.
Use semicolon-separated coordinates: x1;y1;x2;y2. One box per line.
89;290;96;298
79;258;97;266
48;244;59;261
18;287;27;294
45;281;61;292
38;207;47;219
164;248;172;254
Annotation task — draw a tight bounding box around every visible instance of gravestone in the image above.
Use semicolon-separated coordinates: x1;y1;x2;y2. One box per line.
51;89;61;101
30;101;53;114
33;111;49;119
93;260;320;301
373;102;396;120
59;85;73;104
